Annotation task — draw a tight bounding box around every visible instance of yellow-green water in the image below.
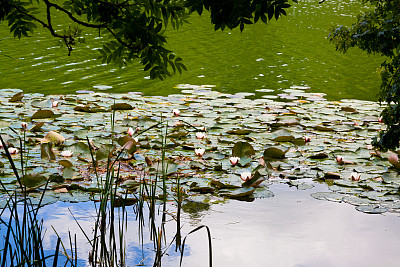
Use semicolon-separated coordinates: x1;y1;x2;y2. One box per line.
0;0;383;100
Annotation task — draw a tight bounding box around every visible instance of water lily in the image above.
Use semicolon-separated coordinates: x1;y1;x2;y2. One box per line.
378;117;383;123
133;137;139;143
51;99;59;107
350;172;360;181
195;132;206;139
127;127;134;137
336;155;344;165
388;153;400;169
304;136;311;142
229;156;240;166
21;122;28;130
194;148;205;157
61;150;73;157
240;171;252;181
8;147;19;154
172;109;180;116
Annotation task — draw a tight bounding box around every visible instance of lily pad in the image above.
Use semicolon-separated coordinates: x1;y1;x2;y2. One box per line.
9;92;24;102
232;141;255;157
111;103;133;110
31;110;54;120
263;147;286;159
21;173;48;190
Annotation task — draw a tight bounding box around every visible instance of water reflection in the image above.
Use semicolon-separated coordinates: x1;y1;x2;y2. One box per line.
29;182;400;266
0;0;383;100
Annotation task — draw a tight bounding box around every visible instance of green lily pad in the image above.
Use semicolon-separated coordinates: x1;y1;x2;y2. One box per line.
219;187;256;199
40;142;56;161
9;92;24;102
111;103;133;110
31;110;54;120
355;205;387;214
21;173;48;190
42;131;65;145
232;141;255;157
263;147;286;159
227;129;252;135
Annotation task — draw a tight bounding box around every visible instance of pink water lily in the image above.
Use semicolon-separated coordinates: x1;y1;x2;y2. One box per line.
336;155;344;165
8;147;19;154
51;99;59;107
61;150;73;157
388;153;400;169
195;132;207;139
350;172;361;181
194;148;205;157
172;109;180;116
229;156;240;166
304;136;311;142
127;127;134;137
21;122;28;130
240;171;252;181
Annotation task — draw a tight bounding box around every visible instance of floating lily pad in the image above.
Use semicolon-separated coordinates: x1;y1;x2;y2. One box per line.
263;147;286;159
111;103;133;110
21;173;48;190
355;205;387;214
31;110;54;120
232;141;255;157
9;92;24;102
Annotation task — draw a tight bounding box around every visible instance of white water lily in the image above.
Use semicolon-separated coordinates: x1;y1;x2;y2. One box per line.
61;150;73;157
127;127;134;137
194;148;205;157
8;147;19;154
336;155;344;165
229;156;240;166
133;137;139;143
240;171;252;181
172;109;180;116
350;172;360;181
195;132;206;139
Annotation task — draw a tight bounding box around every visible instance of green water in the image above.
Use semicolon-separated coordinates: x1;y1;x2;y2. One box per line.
0;0;383;101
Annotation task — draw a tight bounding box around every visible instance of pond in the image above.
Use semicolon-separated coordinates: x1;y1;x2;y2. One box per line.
1;0;400;266
0;0;383;100
31;182;400;266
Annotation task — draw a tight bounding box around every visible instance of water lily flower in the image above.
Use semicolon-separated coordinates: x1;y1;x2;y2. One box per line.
388;153;400;169
229;156;240;166
61;150;73;157
195;132;207;139
240;171;252;182
133;137;139;143
8;147;19;154
374;177;384;182
336;155;344;165
127;127;134;137
21;122;28;130
378;117;383;123
172;109;180;116
350;172;360;181
194;148;205;157
51;99;59;107
304;136;311;142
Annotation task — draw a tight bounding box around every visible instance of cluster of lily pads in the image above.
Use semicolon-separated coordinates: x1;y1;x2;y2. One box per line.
0;85;399;214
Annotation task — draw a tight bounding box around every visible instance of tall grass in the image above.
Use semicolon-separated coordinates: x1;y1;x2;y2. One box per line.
0;132;62;267
0;115;214;266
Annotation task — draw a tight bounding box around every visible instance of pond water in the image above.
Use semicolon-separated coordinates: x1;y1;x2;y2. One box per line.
1;1;400;266
0;0;383;101
31;182;400;267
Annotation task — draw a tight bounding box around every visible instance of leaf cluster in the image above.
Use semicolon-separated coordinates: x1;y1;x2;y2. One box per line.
1;0;295;80
328;0;400;150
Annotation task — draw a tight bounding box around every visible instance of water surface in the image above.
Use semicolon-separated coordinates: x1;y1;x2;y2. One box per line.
0;0;383;100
